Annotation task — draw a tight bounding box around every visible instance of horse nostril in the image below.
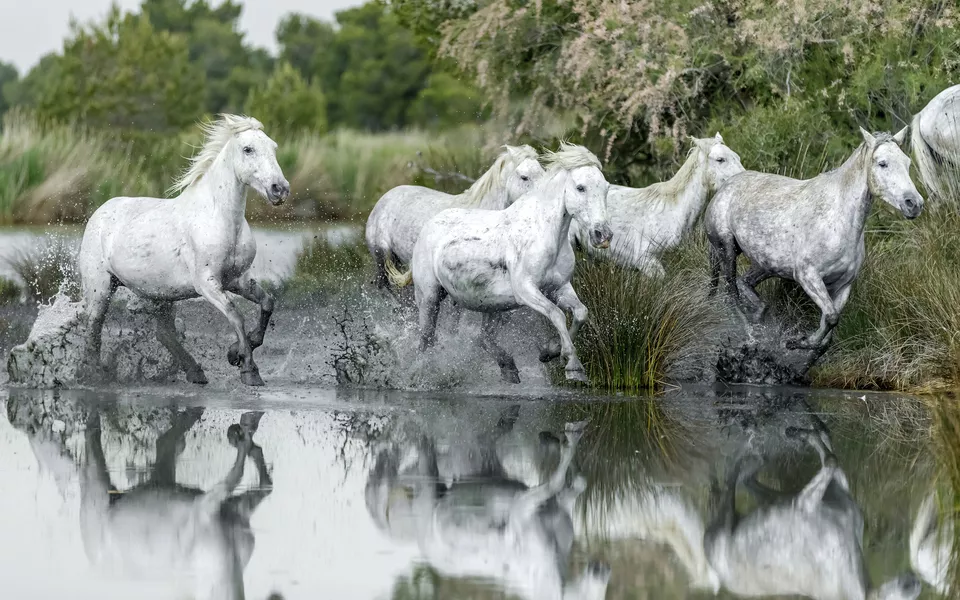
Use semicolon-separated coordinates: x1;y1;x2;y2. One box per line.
904;197;915;208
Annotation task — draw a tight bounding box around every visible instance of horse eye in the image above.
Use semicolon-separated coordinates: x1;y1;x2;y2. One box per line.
878;160;888;168
576;184;586;193
520;175;530;181
243;146;254;155
716;157;726;163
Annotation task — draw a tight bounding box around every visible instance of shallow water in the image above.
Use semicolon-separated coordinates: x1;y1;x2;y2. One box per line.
0;383;946;599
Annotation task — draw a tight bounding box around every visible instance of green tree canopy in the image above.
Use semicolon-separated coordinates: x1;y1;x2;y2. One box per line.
0;61;18;118
245;62;327;136
34;7;205;133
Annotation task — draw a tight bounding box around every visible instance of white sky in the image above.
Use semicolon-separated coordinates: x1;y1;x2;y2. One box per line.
0;0;363;74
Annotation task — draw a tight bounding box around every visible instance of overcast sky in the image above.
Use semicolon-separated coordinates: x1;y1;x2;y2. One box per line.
1;0;363;74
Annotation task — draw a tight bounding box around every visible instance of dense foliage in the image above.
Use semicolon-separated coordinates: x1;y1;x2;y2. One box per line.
391;0;960;183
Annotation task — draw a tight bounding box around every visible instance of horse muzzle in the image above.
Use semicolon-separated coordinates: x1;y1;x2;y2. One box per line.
268;181;291;206
901;194;923;219
589;225;613;249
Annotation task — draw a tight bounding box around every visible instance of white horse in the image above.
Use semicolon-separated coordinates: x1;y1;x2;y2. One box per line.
570;133;744;276
78;114;289;387
704;425;921;600
365;420;610;600
366;144;545;290
705;127;922;354
911;84;960;204
396;143;611;384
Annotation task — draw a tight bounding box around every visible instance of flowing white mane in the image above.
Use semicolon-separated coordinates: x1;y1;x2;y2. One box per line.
169;114;264;195
623;138;714;206
541;142;602;172
461;144;539;207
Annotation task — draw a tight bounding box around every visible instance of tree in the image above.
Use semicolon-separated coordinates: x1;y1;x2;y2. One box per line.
276;3;432;131
408;72;487;129
244;62;327;136
34;7;205;133
0;61;18;118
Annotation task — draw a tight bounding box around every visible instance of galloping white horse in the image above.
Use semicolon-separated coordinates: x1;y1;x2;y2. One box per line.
366;145;545;290
911;84;960;204
570;133;744;276
705;127;922;354
396;143;611;384
78;114;289;387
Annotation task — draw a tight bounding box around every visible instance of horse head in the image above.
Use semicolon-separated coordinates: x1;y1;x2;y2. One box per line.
543;142;612;249
693;132;745;192
861;126;923;219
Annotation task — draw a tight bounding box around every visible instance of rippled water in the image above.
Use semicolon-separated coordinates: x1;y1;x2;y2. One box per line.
0;384;945;599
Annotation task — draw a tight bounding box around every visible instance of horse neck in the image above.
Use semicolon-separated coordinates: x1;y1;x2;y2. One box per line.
665;151;708;232
474;157;512;209
192;152;247;226
538;170;574;248
832;144;873;236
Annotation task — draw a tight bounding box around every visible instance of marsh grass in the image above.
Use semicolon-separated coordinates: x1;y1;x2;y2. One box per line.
0;277;20;304
1;113;502;226
571;241;721;392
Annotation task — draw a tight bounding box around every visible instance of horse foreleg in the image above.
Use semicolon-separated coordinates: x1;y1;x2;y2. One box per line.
515;280;587;383
478;312;520;383
154;302;207;385
787;269;838;350
195;276;263;386
227;276;274;358
540;283;588;363
80;409;113;551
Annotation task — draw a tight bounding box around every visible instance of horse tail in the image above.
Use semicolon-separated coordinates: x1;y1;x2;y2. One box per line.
911;112;946;202
909;490;938;563
384;253;413;288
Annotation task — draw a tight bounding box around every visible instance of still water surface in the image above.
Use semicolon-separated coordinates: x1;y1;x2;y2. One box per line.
0;384;945;599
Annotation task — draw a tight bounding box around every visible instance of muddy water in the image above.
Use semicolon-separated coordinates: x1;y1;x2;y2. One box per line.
0;384;945;600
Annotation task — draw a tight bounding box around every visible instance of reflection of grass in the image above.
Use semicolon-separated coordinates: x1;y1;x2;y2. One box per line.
928;395;960;594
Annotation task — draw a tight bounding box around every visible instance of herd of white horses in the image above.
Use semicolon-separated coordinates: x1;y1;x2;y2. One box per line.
72;85;960;387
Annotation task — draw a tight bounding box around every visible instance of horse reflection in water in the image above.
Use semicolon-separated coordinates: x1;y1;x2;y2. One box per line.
80;408;274;600
704;417;921;600
365;407;610;600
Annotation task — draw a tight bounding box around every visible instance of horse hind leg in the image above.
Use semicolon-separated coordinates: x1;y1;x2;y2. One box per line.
154;302;207;385
81;268;118;369
478;313;520;383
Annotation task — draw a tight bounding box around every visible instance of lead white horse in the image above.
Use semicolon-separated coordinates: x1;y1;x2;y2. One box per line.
366;144;545;290
395;143;611;384
706;127;922;356
911;84;960;204
570;133;744;276
78;114;289;387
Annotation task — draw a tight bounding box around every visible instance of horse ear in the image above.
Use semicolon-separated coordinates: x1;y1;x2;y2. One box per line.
714;132;724;143
859;127;876;146
892;126;909;146
691;137;707;152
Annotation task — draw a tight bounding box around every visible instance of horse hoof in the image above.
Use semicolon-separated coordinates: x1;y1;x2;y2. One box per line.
186;369;208;385
227;343;242;367
501;368;521;384
565;369;590;384
241;370;265;386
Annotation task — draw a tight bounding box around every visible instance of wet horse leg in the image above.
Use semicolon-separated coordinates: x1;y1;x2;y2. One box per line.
154;302;208;385
80;410;113;551
787;267;839;350
82;271;119;370
416;281;445;351
478;312;520;383
514;279;587;382
194;275;263;386
226;276;275;367
737;266;773;323
226;412;273;521
539;282;588;363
